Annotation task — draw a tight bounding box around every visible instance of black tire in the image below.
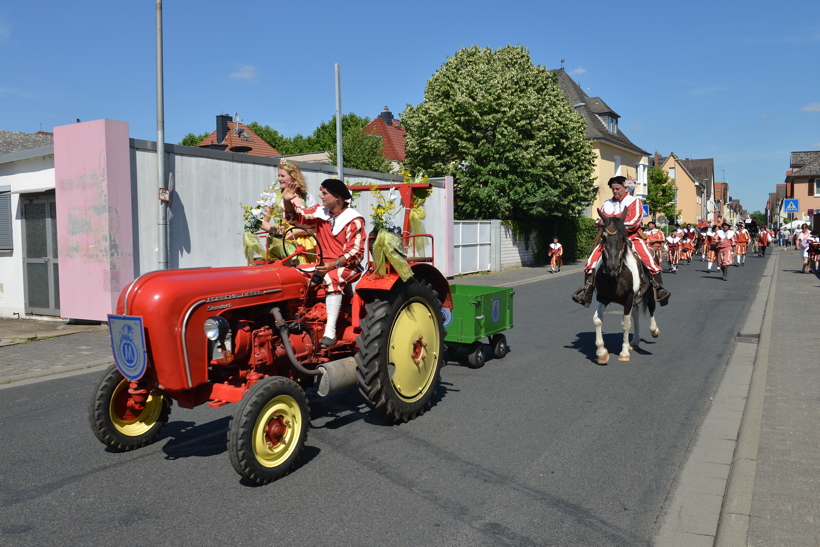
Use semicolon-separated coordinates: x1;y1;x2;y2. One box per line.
228;376;310;485
466;341;486;369
490;334;508;359
88;365;171;451
356;278;445;423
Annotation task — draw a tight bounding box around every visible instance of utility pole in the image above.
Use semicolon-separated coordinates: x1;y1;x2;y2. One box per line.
335;64;343;181
156;0;168;270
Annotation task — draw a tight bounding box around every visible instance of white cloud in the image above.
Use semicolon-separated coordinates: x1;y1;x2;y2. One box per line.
569;67;586;76
230;64;257;81
800;103;820;113
626;123;643;131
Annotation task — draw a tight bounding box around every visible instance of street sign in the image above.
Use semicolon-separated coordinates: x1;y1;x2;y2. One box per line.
784;199;799;213
809;209;815;216
642;205;650;218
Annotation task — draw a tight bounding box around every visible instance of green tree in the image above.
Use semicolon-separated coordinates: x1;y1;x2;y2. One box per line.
749;210;766;224
646;167;677;222
330;126;392;173
401;45;595;222
248;114;389;171
179;132;210;146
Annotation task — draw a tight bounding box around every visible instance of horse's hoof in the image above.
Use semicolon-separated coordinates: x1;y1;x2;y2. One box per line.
630;343;640;350
651;328;660;338
618;354;630;361
597;352;609;364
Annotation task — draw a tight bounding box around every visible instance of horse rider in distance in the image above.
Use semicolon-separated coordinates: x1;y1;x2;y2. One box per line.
572;176;672;308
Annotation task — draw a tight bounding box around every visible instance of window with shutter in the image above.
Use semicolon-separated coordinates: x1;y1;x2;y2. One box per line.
0;186;12;251
810;179;817;197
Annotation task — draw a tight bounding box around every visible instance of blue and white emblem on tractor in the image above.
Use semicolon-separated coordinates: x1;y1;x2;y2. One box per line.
108;315;147;380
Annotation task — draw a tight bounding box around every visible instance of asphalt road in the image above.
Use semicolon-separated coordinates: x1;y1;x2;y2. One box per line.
0;254;769;546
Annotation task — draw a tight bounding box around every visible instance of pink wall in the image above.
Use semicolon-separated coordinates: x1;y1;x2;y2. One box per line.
54;120;134;321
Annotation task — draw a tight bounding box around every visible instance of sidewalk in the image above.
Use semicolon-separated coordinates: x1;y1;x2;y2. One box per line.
0;318;110;383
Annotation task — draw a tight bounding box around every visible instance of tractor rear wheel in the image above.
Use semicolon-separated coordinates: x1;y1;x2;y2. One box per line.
88;365;171;451
356;278;444;423
228;376;309;485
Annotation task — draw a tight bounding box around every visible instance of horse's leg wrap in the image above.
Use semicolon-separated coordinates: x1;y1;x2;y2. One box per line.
594;302;608;364
572;272;595;307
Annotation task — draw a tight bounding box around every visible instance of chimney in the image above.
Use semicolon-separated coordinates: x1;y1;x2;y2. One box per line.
380;106;394;126
216;114;232;144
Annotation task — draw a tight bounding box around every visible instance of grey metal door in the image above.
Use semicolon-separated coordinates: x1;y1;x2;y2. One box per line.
23;197;60;316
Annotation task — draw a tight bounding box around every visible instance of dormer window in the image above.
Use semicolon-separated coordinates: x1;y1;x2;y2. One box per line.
605;115;617;133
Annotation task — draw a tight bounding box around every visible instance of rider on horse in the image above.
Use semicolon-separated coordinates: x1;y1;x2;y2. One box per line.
572;176;671;308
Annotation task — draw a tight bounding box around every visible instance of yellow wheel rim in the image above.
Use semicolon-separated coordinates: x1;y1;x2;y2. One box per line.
252;395;302;468
109;380;164;436
387;298;440;403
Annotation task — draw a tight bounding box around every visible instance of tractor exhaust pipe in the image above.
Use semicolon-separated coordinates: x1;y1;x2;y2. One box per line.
317;357;358;397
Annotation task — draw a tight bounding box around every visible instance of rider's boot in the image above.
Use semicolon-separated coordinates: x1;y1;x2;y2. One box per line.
571;271;595;308
649;272;671;306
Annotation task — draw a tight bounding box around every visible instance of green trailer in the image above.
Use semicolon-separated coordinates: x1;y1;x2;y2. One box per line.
442;285;515;368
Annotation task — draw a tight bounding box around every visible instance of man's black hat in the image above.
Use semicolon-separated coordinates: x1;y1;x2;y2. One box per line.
321;178;351;200
607;176;627;188
722;220;731;227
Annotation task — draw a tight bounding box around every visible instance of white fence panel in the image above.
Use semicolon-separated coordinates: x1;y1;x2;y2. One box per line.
453;220;494;275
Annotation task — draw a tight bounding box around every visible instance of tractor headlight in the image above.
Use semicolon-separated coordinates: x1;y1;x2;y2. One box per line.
204;316;230;341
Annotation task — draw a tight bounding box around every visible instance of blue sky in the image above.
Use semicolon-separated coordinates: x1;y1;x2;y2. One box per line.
2;0;818;212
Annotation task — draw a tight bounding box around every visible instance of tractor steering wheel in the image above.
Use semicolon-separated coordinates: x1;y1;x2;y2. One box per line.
281;224;323;266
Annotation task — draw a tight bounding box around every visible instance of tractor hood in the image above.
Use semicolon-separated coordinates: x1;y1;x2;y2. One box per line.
114;264;308;391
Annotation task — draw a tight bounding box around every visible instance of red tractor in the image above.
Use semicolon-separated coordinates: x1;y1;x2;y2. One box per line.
88;184;451;484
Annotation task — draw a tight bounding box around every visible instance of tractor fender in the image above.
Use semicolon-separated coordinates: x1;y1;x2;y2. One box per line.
356;263;452;308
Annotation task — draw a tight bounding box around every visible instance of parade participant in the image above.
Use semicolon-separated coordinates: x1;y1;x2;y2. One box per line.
705;225;718;272
796;224;810;270
262;160;319;263
680;232;695;264
733;222;750;266
696;228;708;261
809;232;820;273
757;226;771;257
666;229;681;273
283;178;366;347
572;176;670;307
549;236;563;273
646;220;665;264
715;221;735;281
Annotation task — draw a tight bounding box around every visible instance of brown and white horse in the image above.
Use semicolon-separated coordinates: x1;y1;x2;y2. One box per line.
592;210;660;364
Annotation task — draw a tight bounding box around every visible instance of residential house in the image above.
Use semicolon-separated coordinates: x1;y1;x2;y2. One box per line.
197;114;280;157
553;69;650;218
677;158;715;222
363;107;406;173
651;152;706;225
784;151;820;229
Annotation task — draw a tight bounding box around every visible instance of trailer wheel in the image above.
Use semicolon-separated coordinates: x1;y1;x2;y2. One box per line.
466;341;486;369
88;365;171;451
356;278;444;423
228;377;309;485
490;334;508;359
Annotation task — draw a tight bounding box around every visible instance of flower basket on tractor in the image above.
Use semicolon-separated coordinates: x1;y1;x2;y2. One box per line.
89;181;457;485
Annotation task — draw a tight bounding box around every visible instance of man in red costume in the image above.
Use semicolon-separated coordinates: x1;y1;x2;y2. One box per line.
280;178;366;347
572;176;670;307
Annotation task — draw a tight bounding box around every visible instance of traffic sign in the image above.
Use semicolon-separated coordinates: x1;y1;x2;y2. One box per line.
784;199;799;213
809;209;815;216
642;205;650;218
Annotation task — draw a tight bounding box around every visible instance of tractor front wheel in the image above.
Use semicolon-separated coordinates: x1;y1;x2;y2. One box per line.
88;365;171;451
356;278;445;423
228;377;309;485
